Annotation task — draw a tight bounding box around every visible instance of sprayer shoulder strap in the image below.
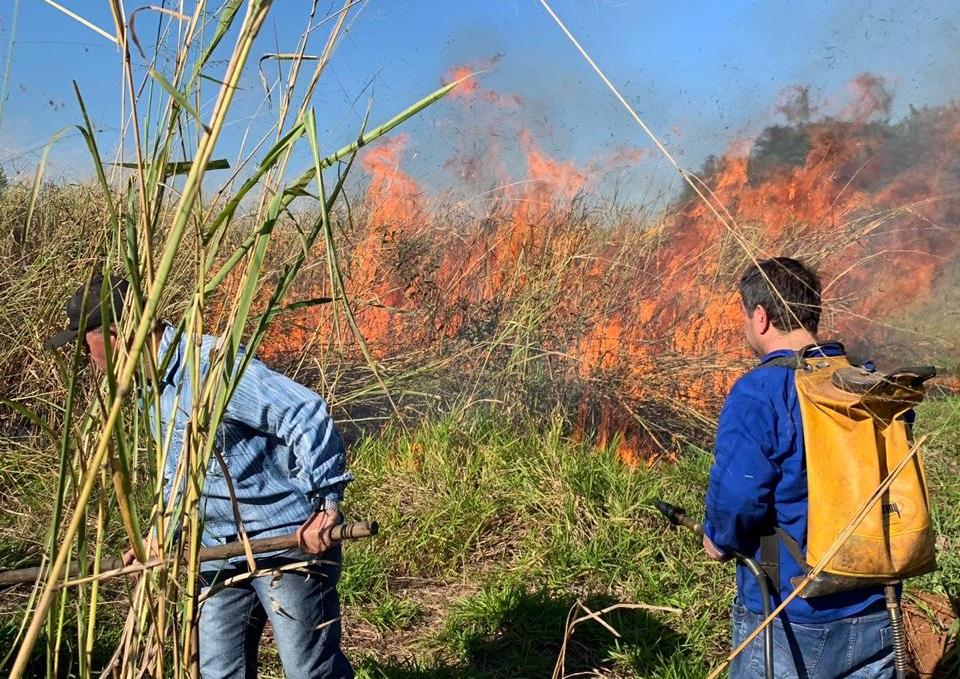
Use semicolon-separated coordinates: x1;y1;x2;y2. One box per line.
759;528;809;595
773;528;809;571
761;355;803;369
753;344;846;588
755;342;848;371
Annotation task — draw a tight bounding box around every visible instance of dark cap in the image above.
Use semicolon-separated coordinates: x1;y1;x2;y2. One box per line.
44;274;130;350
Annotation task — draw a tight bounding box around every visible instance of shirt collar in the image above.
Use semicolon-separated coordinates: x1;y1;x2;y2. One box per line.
759;341;845;366
155;324;181;386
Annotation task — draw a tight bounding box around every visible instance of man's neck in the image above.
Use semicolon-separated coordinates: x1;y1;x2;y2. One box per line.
762;330;818;356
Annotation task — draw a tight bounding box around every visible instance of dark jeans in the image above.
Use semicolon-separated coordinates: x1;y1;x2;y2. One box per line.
198;546;354;679
729;601;894;678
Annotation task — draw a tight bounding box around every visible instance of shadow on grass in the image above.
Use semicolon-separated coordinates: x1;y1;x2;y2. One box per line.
0;625;126;678
0;591;126;677
931;592;959;679
358;589;704;679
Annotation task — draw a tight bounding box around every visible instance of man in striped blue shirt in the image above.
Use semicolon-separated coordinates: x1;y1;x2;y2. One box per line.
46;274;355;679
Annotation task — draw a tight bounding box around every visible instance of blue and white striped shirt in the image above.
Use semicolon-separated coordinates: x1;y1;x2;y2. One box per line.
152;325;353;548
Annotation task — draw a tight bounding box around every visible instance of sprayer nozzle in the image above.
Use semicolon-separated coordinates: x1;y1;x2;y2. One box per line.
654;499;685;526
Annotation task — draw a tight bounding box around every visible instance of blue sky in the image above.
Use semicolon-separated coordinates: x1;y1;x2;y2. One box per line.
1;1;958;203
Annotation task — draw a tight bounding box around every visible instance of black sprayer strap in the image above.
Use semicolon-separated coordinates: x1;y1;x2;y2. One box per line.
757;341;847;370
759;528;811;597
761;354;805;369
776;527;810;572
758;533;781;595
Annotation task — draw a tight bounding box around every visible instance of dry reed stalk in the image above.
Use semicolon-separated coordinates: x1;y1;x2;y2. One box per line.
6;1;465;674
551;599;682;679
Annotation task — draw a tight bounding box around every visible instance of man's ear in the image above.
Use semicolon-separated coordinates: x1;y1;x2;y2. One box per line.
754;304;771;334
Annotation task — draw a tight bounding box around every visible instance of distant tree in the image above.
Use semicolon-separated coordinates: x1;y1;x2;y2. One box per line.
678;154;724;203
746;125;811;185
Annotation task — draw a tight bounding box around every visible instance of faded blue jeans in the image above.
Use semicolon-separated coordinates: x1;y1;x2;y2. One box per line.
729;600;894;678
198;546;354;679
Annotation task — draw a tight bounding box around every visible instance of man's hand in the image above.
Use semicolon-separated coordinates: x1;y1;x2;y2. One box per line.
121;547;138;567
296;509;341;554
703;534;730;562
121;537;160;567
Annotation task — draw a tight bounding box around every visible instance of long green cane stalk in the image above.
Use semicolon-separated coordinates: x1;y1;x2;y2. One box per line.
9;3;272;675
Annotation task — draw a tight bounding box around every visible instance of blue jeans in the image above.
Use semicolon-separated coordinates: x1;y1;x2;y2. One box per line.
198;546;354;679
730;601;894;678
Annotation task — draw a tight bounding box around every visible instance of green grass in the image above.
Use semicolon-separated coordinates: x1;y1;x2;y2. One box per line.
913;396;960;597
4;398;958;678
335;422;720;678
333;398;960;678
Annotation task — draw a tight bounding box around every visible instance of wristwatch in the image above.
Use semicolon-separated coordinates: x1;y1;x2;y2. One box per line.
314;497;339;514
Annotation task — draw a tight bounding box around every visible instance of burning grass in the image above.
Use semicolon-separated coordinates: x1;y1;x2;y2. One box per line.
254;81;960;462
1;170;959;674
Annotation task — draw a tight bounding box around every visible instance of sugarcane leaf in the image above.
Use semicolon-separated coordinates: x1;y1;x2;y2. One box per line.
112;158;230;176
149;68;211;134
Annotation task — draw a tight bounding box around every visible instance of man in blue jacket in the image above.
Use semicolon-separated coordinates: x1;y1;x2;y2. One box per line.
46;274;354;679
702;257;894;678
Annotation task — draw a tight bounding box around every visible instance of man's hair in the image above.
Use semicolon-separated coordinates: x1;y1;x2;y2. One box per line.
739;257;821;334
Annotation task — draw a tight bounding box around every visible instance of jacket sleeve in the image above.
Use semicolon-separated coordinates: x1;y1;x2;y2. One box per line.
222;356;353;505
703;382;780;555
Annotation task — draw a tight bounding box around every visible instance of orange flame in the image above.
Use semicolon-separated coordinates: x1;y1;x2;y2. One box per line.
443;62;523;109
255;73;959;464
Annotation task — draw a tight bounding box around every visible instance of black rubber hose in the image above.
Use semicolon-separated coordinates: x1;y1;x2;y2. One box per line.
740;556;775;679
654;500;774;679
